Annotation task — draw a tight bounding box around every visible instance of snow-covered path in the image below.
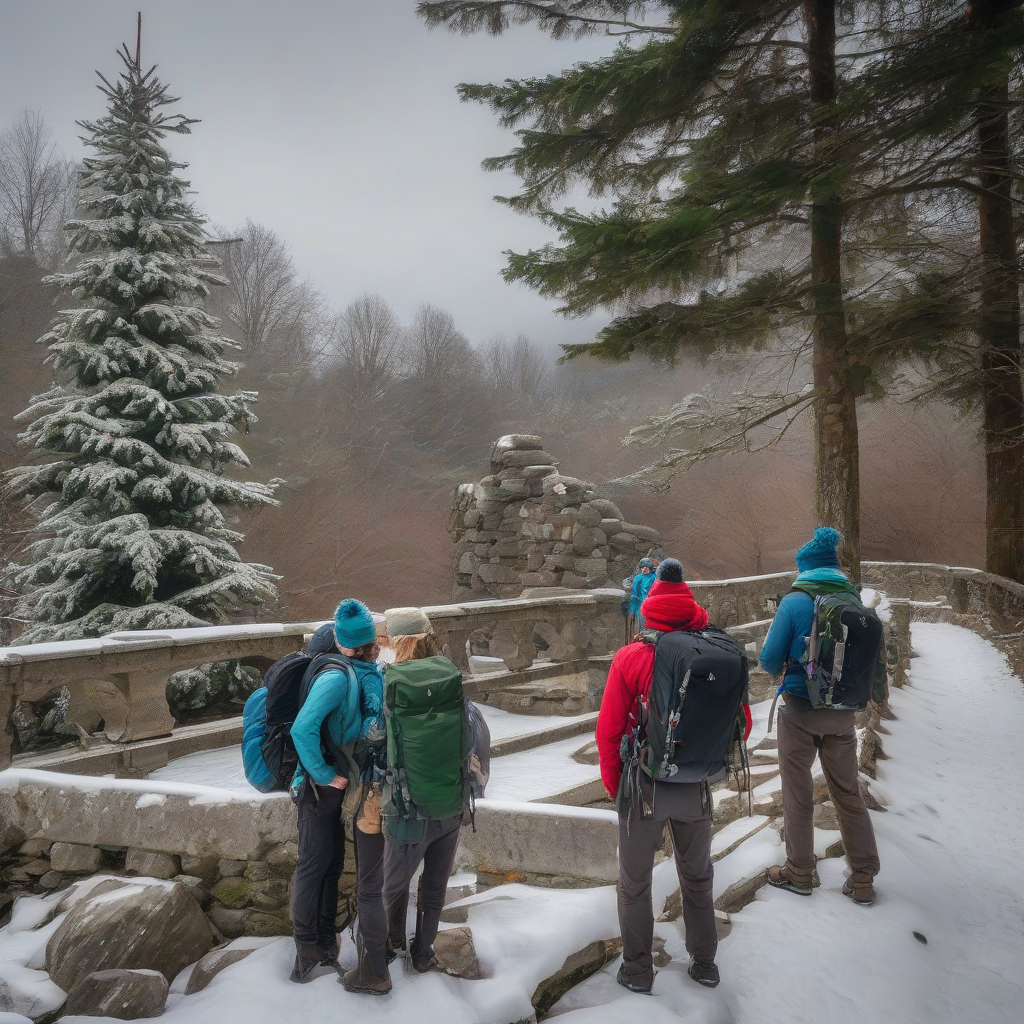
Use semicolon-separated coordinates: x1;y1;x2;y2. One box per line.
556;621;1024;1022
2;622;1022;1023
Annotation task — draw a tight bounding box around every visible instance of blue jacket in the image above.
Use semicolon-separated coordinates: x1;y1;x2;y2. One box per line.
290;658;384;787
759;568;858;697
630;571;655;616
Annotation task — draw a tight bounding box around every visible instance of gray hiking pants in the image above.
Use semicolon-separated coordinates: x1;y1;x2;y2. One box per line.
383;816;462;960
777;698;880;884
618;775;717;989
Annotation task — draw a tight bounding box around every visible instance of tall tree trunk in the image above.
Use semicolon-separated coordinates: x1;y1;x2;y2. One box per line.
804;0;861;580
973;13;1024;582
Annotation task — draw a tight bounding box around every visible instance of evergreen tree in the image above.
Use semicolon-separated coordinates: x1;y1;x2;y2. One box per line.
419;1;1023;578
4;47;278;643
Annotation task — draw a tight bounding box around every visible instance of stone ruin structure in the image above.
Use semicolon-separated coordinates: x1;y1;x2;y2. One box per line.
449;434;664;599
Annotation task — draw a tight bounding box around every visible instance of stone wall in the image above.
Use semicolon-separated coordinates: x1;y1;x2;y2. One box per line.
448;434;663;599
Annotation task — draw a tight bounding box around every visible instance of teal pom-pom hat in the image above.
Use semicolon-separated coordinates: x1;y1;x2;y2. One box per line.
794;527;842;572
334;598;377;649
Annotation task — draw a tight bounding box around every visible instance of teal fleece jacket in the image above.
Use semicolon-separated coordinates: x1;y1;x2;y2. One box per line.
290;658;384;787
759;568;859;696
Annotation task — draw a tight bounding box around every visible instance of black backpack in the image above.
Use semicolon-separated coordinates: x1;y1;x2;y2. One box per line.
260;651;353;790
640;626;749;782
791;584;887;710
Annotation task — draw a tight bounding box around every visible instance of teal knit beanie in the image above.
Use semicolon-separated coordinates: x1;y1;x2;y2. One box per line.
795;527;842;571
334;598;377;649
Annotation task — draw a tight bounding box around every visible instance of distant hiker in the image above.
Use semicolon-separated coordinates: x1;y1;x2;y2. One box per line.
380;607;487;974
760;527;885;906
288;599;388;988
628;557;657;630
597;559;751;994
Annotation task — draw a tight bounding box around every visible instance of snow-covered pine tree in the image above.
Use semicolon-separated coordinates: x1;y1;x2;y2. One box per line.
4;45;279;645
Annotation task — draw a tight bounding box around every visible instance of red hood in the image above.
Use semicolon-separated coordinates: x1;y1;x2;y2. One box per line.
640;579;709;632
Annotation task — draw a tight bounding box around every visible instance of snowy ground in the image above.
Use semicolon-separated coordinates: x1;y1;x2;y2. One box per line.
148;705;599;798
2;621;1022;1023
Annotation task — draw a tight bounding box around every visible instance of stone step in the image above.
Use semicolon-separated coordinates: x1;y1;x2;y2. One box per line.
490;713;598;759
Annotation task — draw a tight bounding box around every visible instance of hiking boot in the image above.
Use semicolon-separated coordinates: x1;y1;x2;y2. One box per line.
341;937;392;995
767;863;813;896
318;936;339;966
687;959;720;988
410;947;438;974
843;873;875;906
341;964;393;995
615;963;653;995
386;938;406;964
290;941;326;984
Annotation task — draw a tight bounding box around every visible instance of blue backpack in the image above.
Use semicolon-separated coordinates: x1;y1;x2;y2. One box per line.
242;651;350;793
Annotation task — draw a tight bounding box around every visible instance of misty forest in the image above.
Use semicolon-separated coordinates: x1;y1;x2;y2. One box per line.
3;2;1015;648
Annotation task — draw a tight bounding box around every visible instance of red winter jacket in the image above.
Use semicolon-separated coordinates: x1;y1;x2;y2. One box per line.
595;579;752;796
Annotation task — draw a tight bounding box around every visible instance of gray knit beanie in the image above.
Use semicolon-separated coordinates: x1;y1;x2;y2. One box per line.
385;606;433;639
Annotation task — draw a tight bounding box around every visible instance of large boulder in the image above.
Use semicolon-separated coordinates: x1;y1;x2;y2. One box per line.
45;880;214;993
184;946;257;995
65;969;168;1020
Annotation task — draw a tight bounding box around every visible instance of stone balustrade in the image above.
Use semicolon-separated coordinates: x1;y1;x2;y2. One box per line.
4;560;1017;774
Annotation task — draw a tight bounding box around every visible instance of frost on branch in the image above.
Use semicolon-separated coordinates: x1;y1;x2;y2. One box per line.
3;47;279;648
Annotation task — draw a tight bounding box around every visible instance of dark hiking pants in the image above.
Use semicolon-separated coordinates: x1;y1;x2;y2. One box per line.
291;781;346;947
777;698;880;885
618;775;717;990
353;828;389;979
383;816;462;960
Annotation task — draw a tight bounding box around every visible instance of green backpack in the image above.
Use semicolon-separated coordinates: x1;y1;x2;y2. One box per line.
382;656;471;845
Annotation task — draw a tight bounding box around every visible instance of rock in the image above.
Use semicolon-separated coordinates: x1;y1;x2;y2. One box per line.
180;856;219;883
573;556;608;577
18;839;51;858
46;880;214;993
571;527;604;555
458;551;479;574
575;503;603;528
66;969;168;1020
184;946;257;995
126;849;181;879
265;841;298;867
433;926;481;979
0;978;14;1012
497;449;557;469
50;842;102;874
21;859;51;877
217;859;246;878
521;465;558;479
561;573;590;589
57;877;132;914
531;937;622;1016
589;498;624;520
206;904;247;939
39;871;63;890
620;522;661;543
477;563;516;585
813;800;839;831
493;434;543;452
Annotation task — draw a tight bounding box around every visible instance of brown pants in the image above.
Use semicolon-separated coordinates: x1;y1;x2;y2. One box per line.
777;699;880;885
617;775;717;989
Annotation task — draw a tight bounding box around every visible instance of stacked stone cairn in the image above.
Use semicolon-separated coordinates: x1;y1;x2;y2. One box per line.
449;435;663;599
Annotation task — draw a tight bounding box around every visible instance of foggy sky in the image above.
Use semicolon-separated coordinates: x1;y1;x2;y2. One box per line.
0;0;618;350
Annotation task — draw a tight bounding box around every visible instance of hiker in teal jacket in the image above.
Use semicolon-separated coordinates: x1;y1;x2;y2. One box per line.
289;599;386;987
759;564;859;699
629;558;656;628
759;528;880;907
